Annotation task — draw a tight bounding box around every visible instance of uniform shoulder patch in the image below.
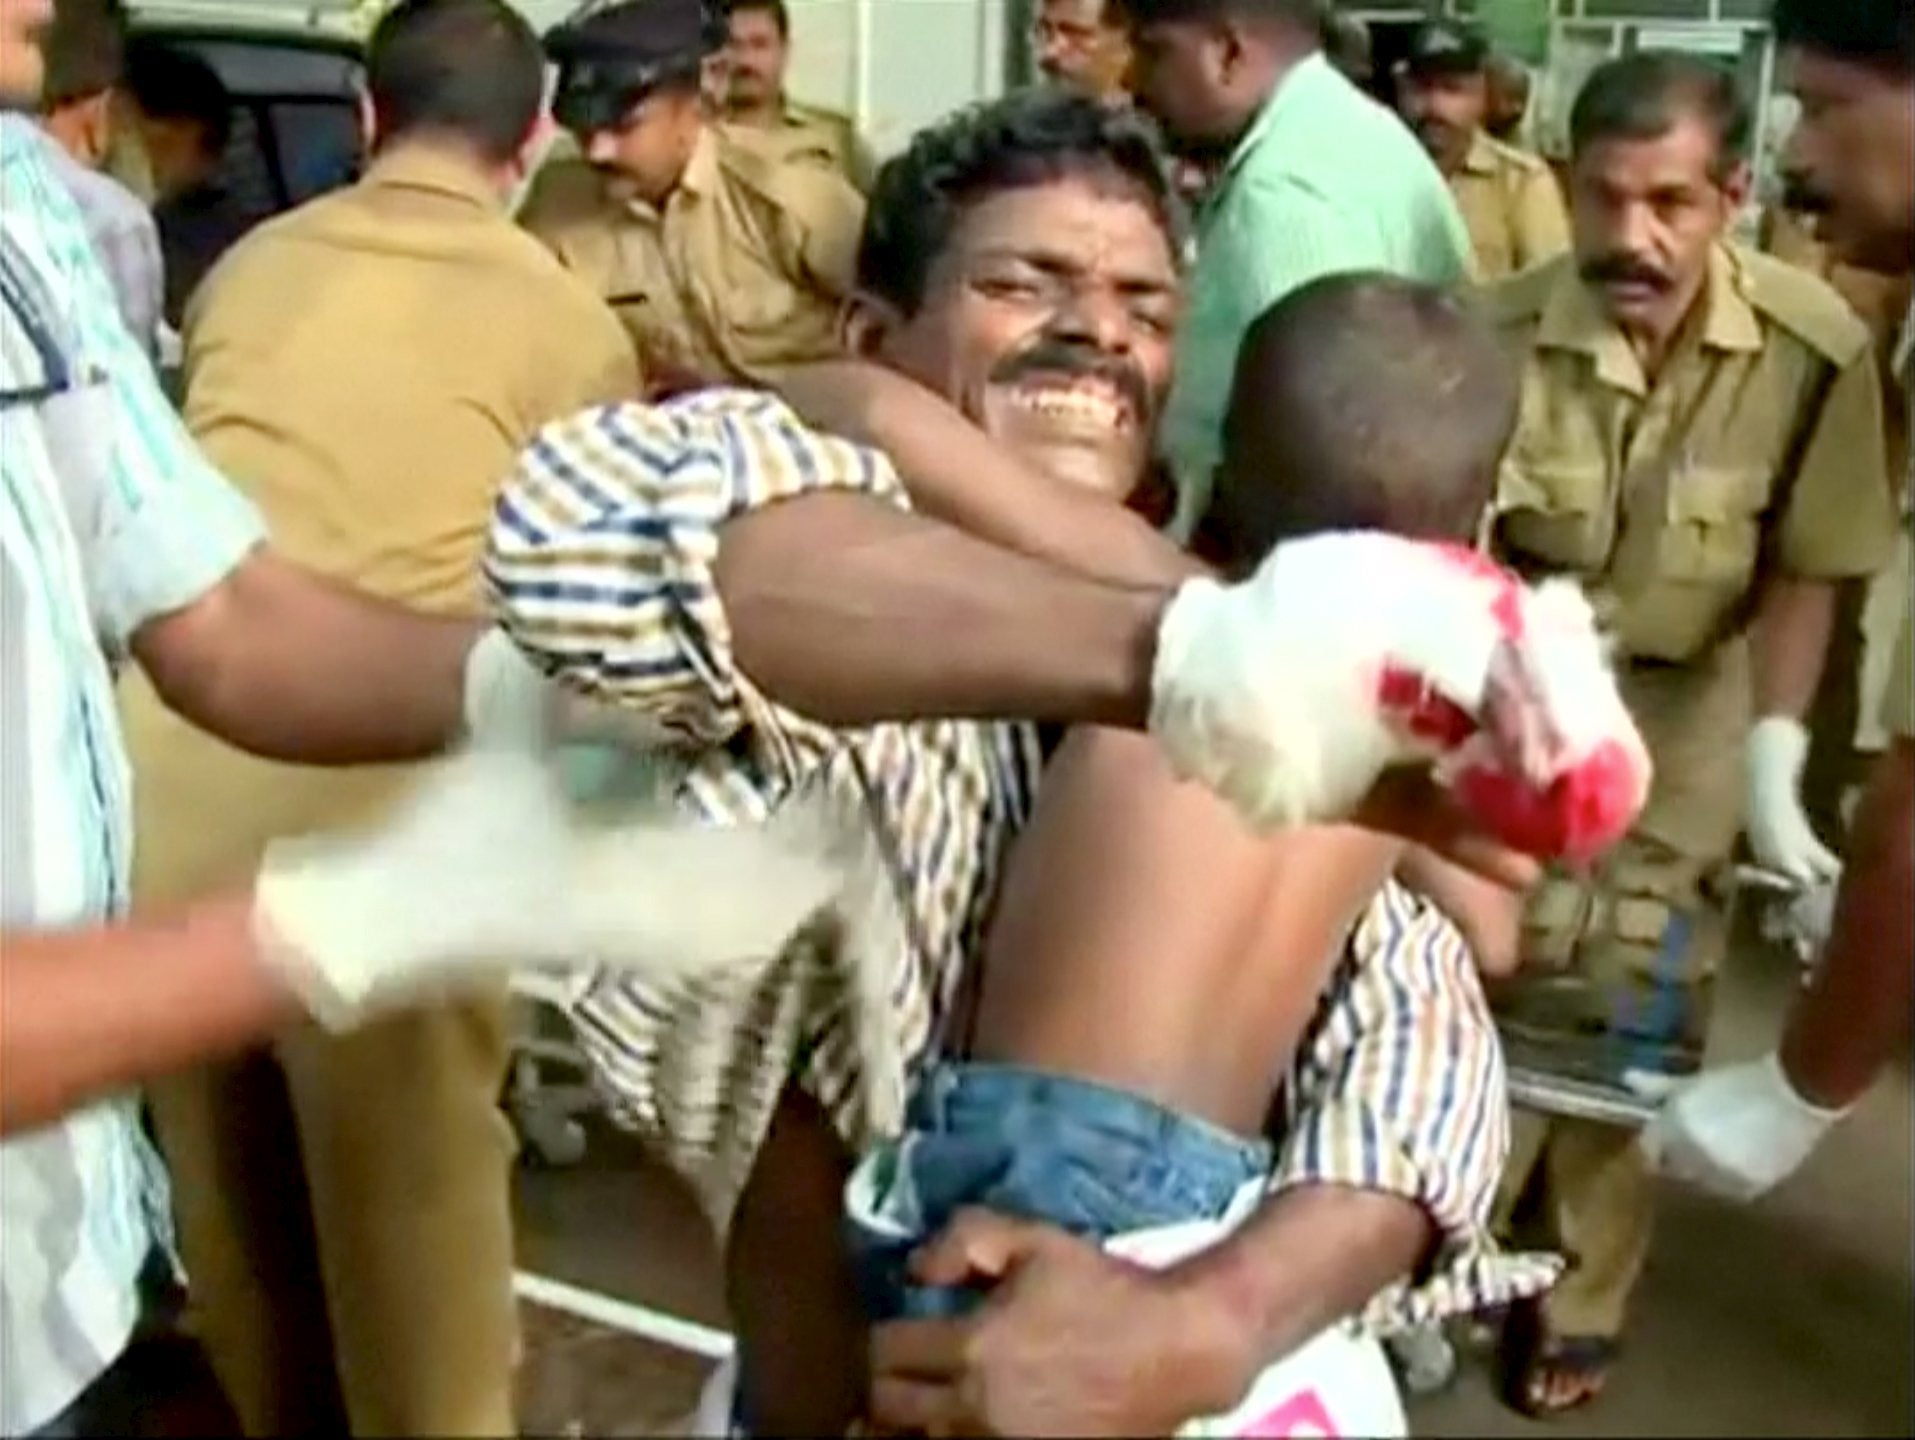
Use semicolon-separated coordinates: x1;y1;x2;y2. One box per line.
1738;245;1872;366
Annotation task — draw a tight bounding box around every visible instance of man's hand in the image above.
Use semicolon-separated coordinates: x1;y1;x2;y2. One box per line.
867;1211;1249;1439
1640;1052;1848;1203
1745;717;1841;886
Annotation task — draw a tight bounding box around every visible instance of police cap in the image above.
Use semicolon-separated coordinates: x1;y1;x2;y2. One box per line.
547;0;713;133
1403;19;1490;78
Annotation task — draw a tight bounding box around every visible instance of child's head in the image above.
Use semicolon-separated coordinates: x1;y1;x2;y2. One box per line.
1195;273;1519;575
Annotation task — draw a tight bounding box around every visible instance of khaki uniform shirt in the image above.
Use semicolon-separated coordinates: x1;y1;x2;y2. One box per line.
1489;244;1895;862
1451;130;1569;282
120;148;640;902
726;98;878;194
518;126;865;390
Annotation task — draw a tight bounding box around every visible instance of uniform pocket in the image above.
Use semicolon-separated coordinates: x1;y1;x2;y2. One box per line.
1495;459;1612;572
1659;463;1770;586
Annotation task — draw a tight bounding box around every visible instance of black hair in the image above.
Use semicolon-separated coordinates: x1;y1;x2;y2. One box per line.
124;37;232;158
858;89;1185;314
723;0;789;40
1771;0;1914;77
1109;0;1319;32
1570;51;1751;183
1206;273;1517;566
40;0;125;111
367;0;544;163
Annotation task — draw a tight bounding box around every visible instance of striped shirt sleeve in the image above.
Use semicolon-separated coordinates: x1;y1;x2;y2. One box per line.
485;388;908;747
1271;881;1563;1331
4;126;265;646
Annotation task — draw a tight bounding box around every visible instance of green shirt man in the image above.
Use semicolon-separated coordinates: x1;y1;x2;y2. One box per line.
1161;53;1472;536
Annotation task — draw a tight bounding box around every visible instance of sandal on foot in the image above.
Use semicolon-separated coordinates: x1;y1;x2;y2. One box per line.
1497;1300;1618;1419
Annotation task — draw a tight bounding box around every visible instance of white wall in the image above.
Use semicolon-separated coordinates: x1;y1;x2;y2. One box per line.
785;0;1011;161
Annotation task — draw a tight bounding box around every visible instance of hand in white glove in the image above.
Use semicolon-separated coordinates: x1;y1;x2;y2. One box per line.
252;745;856;1030
462;628;676;752
1639;1052;1848;1202
1745;715;1841;886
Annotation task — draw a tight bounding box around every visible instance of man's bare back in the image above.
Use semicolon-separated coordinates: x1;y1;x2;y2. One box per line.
968;727;1402;1137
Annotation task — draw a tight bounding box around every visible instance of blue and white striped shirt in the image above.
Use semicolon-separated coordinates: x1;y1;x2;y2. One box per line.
0;115;263;1434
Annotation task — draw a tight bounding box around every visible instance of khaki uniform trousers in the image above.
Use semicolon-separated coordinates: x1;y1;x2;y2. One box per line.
1493;643;1750;1339
147;993;517;1437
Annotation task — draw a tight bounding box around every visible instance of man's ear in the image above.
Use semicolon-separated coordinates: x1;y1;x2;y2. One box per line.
514;110;558;181
356;88;379;155
1718;159;1754;219
75;92;114;166
840;293;901;359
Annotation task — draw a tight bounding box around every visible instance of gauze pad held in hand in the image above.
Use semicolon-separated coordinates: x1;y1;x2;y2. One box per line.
1150;533;1651;864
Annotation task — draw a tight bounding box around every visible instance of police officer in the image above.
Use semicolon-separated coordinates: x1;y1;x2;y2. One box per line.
1396;19;1567;280
521;0;865;395
719;0;874;192
1485;53;1894;1417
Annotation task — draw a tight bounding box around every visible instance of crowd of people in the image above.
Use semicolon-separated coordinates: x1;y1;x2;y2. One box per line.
0;0;1909;1436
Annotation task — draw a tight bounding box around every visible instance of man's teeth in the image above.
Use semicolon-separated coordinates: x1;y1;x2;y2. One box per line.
1007;385;1128;425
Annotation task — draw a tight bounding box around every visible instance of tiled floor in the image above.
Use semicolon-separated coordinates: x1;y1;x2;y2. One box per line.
513;937;1914;1437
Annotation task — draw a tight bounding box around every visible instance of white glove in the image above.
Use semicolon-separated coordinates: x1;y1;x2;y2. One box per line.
252;745;854;1030
462;627;676;752
1640;1052;1848;1202
1745;715;1840;886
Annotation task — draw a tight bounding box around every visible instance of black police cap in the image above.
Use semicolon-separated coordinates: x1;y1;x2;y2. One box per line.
1403;19;1490;77
547;0;713;132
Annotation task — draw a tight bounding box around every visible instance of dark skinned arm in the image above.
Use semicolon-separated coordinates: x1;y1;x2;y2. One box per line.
0;897;300;1137
1779;739;1915;1108
131;549;480;766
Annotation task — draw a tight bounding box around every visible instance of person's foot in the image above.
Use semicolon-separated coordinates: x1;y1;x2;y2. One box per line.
1498;1300;1617;1418
1387;1323;1458;1395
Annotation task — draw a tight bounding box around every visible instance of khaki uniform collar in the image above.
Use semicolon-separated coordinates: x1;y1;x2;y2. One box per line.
678;126;720;200
361;146;500;210
1460;130;1499;177
622;127;719;222
1536;243;1764;395
1895;297;1914;384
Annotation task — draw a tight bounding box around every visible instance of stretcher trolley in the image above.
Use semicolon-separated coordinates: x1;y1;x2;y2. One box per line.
1496;864;1799;1129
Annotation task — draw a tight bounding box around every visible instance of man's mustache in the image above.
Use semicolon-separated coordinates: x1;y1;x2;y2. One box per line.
989;339;1153;419
1580;254;1672;292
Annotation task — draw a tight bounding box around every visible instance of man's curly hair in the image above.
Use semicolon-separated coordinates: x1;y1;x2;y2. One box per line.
857;90;1187;315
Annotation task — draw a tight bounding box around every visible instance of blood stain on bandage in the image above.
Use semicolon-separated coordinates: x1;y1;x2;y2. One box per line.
1376;665;1478;749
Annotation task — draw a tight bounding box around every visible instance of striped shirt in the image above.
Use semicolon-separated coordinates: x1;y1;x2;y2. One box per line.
485;388;1558;1321
1160;54;1472;538
0;116;264;1435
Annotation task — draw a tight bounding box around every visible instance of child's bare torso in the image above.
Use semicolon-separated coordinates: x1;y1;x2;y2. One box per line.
965;727;1404;1138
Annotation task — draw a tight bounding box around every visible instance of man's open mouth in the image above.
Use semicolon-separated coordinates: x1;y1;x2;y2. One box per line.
995;376;1138;435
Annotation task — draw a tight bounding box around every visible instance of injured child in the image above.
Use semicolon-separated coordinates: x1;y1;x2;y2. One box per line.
708;275;1586;1436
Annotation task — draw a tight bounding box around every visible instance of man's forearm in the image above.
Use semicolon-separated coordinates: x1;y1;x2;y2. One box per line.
1779;741;1915;1108
0;897;301;1136
715;491;1168;728
133;551;480;765
1753;577;1837;717
1167;1184;1433;1402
